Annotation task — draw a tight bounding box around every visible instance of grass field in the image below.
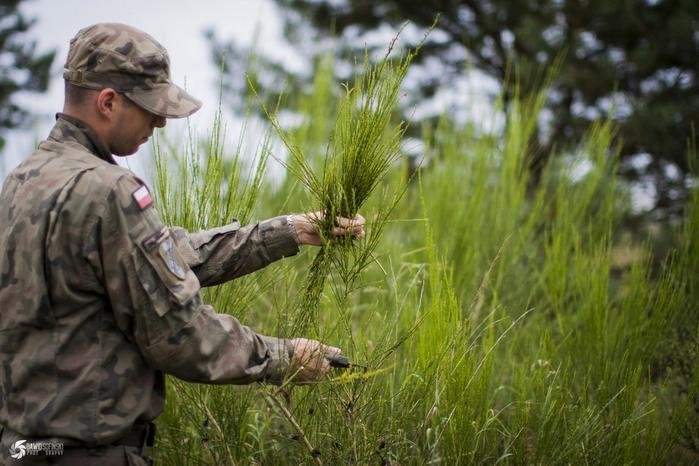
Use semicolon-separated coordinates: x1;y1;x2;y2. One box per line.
147;52;698;465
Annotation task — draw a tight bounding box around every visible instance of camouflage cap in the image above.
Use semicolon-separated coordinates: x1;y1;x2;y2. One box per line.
63;23;201;119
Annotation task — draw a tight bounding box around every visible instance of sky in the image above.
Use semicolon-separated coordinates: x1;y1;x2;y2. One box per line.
3;0;299;179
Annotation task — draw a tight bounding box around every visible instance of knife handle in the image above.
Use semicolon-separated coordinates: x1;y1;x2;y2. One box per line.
325;354;350;368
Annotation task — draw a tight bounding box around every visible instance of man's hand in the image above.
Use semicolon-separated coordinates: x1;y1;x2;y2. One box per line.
292;211;366;246
288;338;341;383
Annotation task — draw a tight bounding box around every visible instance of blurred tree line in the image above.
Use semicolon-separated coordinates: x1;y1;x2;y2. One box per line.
0;0;55;153
208;0;698;220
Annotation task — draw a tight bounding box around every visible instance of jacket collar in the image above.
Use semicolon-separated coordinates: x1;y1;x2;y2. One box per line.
48;113;117;165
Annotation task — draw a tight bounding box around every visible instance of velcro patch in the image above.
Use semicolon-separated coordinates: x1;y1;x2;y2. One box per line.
132;185;153;210
159;237;186;280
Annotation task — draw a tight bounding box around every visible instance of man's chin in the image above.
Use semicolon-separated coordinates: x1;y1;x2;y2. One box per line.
112;145;142;157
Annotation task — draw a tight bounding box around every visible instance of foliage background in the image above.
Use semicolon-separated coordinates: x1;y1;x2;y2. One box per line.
209;0;699;219
150;50;698;463
0;0;54;152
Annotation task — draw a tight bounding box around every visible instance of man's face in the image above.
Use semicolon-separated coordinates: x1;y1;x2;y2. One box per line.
108;94;166;156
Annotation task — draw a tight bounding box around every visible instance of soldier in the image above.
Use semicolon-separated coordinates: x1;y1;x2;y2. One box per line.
0;23;364;465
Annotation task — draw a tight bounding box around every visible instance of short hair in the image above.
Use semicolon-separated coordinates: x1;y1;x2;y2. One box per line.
64;81;98;109
64;82;135;110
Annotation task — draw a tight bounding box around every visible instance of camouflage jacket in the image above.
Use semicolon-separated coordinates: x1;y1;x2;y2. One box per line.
0;114;299;446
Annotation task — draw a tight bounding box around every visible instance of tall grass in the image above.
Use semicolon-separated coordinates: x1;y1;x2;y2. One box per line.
255;38;415;339
149;45;698;465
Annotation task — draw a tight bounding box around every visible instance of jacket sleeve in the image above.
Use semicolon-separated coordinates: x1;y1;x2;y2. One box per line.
96;174;292;385
169;216;299;287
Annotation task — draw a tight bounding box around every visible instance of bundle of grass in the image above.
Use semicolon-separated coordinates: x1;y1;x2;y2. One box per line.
260;33;420;335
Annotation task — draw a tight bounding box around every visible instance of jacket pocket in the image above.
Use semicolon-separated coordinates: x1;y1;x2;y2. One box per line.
133;227;200;317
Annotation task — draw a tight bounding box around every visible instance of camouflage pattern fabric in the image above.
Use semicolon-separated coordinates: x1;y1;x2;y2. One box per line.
0;114;299;454
63;23;201;118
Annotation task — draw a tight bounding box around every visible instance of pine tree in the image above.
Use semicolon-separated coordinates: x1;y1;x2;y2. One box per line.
209;0;699;217
0;0;55;152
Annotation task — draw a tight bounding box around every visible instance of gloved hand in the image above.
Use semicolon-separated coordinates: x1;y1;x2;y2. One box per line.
288;338;341;382
291;211;365;246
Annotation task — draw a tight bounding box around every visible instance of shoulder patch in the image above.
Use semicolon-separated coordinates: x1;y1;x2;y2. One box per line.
159;237;186;280
132;185;153;210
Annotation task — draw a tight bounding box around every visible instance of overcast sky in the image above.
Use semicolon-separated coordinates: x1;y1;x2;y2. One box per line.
3;0;507;180
3;0;299;179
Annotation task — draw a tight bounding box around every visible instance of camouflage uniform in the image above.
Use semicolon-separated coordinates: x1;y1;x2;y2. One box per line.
0;24;300;465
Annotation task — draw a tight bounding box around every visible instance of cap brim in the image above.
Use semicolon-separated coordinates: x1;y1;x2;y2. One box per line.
125;82;201;119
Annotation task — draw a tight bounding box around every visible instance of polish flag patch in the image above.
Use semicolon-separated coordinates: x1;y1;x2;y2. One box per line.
132;185;153;210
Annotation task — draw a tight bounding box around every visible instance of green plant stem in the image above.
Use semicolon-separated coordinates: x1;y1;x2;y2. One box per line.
264;391;323;466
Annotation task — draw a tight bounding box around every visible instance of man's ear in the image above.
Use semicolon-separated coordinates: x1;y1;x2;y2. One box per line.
95;88;119;120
